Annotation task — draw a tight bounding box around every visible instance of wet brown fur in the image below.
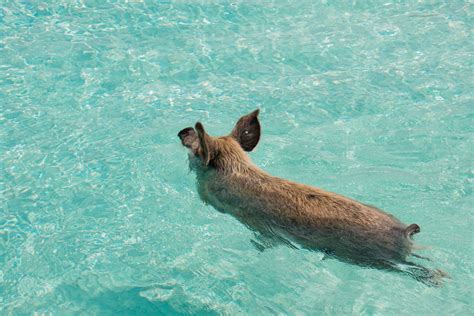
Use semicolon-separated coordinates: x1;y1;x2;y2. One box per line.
178;110;447;285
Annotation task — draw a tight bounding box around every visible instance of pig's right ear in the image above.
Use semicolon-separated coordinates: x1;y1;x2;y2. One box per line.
230;109;261;151
195;122;214;166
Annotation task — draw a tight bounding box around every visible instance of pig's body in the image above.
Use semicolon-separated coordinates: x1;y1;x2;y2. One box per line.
194;152;413;267
178;110;446;285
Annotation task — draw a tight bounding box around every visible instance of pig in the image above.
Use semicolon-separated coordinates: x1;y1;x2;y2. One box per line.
178;109;447;286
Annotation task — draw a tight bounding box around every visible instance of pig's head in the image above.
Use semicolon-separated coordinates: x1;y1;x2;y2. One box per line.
178;109;261;171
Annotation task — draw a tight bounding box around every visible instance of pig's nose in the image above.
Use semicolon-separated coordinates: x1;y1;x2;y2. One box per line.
178;127;195;139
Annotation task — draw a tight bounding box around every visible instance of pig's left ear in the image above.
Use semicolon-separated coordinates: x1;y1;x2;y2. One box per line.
230;109;261;151
195;122;215;166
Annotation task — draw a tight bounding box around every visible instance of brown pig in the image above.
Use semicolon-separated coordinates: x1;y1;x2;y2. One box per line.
178;109;446;286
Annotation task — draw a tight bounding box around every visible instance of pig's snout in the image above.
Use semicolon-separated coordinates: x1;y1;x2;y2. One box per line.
178;127;199;153
178;127;195;143
178;127;194;139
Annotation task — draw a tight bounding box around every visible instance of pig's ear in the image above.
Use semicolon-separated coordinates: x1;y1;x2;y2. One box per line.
195;122;214;166
230;109;261;151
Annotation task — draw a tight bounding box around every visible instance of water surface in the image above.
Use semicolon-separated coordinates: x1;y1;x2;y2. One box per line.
1;1;473;314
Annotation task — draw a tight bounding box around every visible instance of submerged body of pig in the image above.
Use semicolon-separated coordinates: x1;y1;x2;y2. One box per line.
195;141;412;266
178;110;445;285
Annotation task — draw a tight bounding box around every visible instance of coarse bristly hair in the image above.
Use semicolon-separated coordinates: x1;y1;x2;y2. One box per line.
178;109;448;286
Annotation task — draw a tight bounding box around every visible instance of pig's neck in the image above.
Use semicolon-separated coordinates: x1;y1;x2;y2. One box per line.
195;159;289;212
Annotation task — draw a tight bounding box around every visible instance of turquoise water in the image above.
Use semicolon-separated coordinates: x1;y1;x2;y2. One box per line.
1;1;473;314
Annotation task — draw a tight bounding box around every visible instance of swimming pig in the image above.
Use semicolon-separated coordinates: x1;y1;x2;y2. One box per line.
178;110;446;286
